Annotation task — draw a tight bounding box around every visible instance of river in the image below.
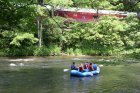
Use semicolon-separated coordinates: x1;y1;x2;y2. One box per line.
0;56;140;93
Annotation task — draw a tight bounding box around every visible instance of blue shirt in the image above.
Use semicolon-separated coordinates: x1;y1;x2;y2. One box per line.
93;64;97;70
71;64;76;70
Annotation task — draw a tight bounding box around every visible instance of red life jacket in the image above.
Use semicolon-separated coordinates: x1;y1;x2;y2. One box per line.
88;65;93;71
79;66;84;72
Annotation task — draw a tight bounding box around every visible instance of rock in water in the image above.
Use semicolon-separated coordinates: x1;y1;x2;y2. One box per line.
9;63;17;66
19;63;24;66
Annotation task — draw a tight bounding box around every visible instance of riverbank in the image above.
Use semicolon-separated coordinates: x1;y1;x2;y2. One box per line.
0;55;139;67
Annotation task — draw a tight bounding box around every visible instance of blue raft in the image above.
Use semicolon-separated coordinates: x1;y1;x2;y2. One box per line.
91;66;100;75
70;66;100;77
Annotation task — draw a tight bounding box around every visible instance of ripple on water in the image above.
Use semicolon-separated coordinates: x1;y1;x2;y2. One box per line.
0;56;139;93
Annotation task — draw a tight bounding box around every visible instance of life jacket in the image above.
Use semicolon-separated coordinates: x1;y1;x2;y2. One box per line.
84;64;88;69
88;65;93;71
79;66;84;72
71;64;76;70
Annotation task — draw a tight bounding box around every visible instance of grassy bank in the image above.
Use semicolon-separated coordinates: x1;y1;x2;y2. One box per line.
0;46;139;65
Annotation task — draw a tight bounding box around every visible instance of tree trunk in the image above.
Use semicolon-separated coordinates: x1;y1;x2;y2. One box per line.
37;19;42;47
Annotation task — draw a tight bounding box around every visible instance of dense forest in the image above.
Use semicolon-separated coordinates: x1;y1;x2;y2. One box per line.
0;0;140;58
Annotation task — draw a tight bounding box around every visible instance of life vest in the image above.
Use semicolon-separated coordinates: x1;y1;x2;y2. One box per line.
88;65;93;71
71;64;76;70
79;66;84;72
84;64;88;69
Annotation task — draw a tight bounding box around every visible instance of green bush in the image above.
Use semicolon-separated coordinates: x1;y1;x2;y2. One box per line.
33;46;50;56
49;45;61;56
0;49;7;56
81;48;96;55
65;48;74;55
132;51;140;59
33;45;61;56
74;48;82;55
7;46;35;56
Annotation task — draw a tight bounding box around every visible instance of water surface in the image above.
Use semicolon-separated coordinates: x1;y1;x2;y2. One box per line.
0;56;140;93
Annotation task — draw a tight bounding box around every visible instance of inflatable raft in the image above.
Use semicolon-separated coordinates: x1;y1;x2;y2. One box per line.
91;66;100;75
70;66;100;77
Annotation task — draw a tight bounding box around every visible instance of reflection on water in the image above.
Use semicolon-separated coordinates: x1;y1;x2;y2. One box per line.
70;76;100;93
0;56;139;93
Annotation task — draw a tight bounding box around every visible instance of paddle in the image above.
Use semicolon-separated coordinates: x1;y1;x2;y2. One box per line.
63;69;69;72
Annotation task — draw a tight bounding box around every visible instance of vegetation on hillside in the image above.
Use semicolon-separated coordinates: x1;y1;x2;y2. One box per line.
0;0;140;59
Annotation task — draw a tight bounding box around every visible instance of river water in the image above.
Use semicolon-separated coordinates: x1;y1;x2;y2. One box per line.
0;56;140;93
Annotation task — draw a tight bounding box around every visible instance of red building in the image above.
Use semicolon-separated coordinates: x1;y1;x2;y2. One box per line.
55;7;137;22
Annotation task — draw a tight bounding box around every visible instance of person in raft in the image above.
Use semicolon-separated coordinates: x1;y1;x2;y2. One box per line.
84;62;88;69
78;63;84;72
88;62;94;71
71;62;78;70
93;63;97;70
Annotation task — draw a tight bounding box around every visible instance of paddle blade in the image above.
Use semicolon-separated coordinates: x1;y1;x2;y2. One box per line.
63;69;69;72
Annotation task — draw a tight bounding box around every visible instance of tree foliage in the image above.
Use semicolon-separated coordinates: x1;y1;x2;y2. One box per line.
72;0;140;11
0;0;140;57
46;0;73;7
10;33;38;47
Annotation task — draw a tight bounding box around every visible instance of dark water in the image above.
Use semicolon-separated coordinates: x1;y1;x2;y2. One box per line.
0;56;140;93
